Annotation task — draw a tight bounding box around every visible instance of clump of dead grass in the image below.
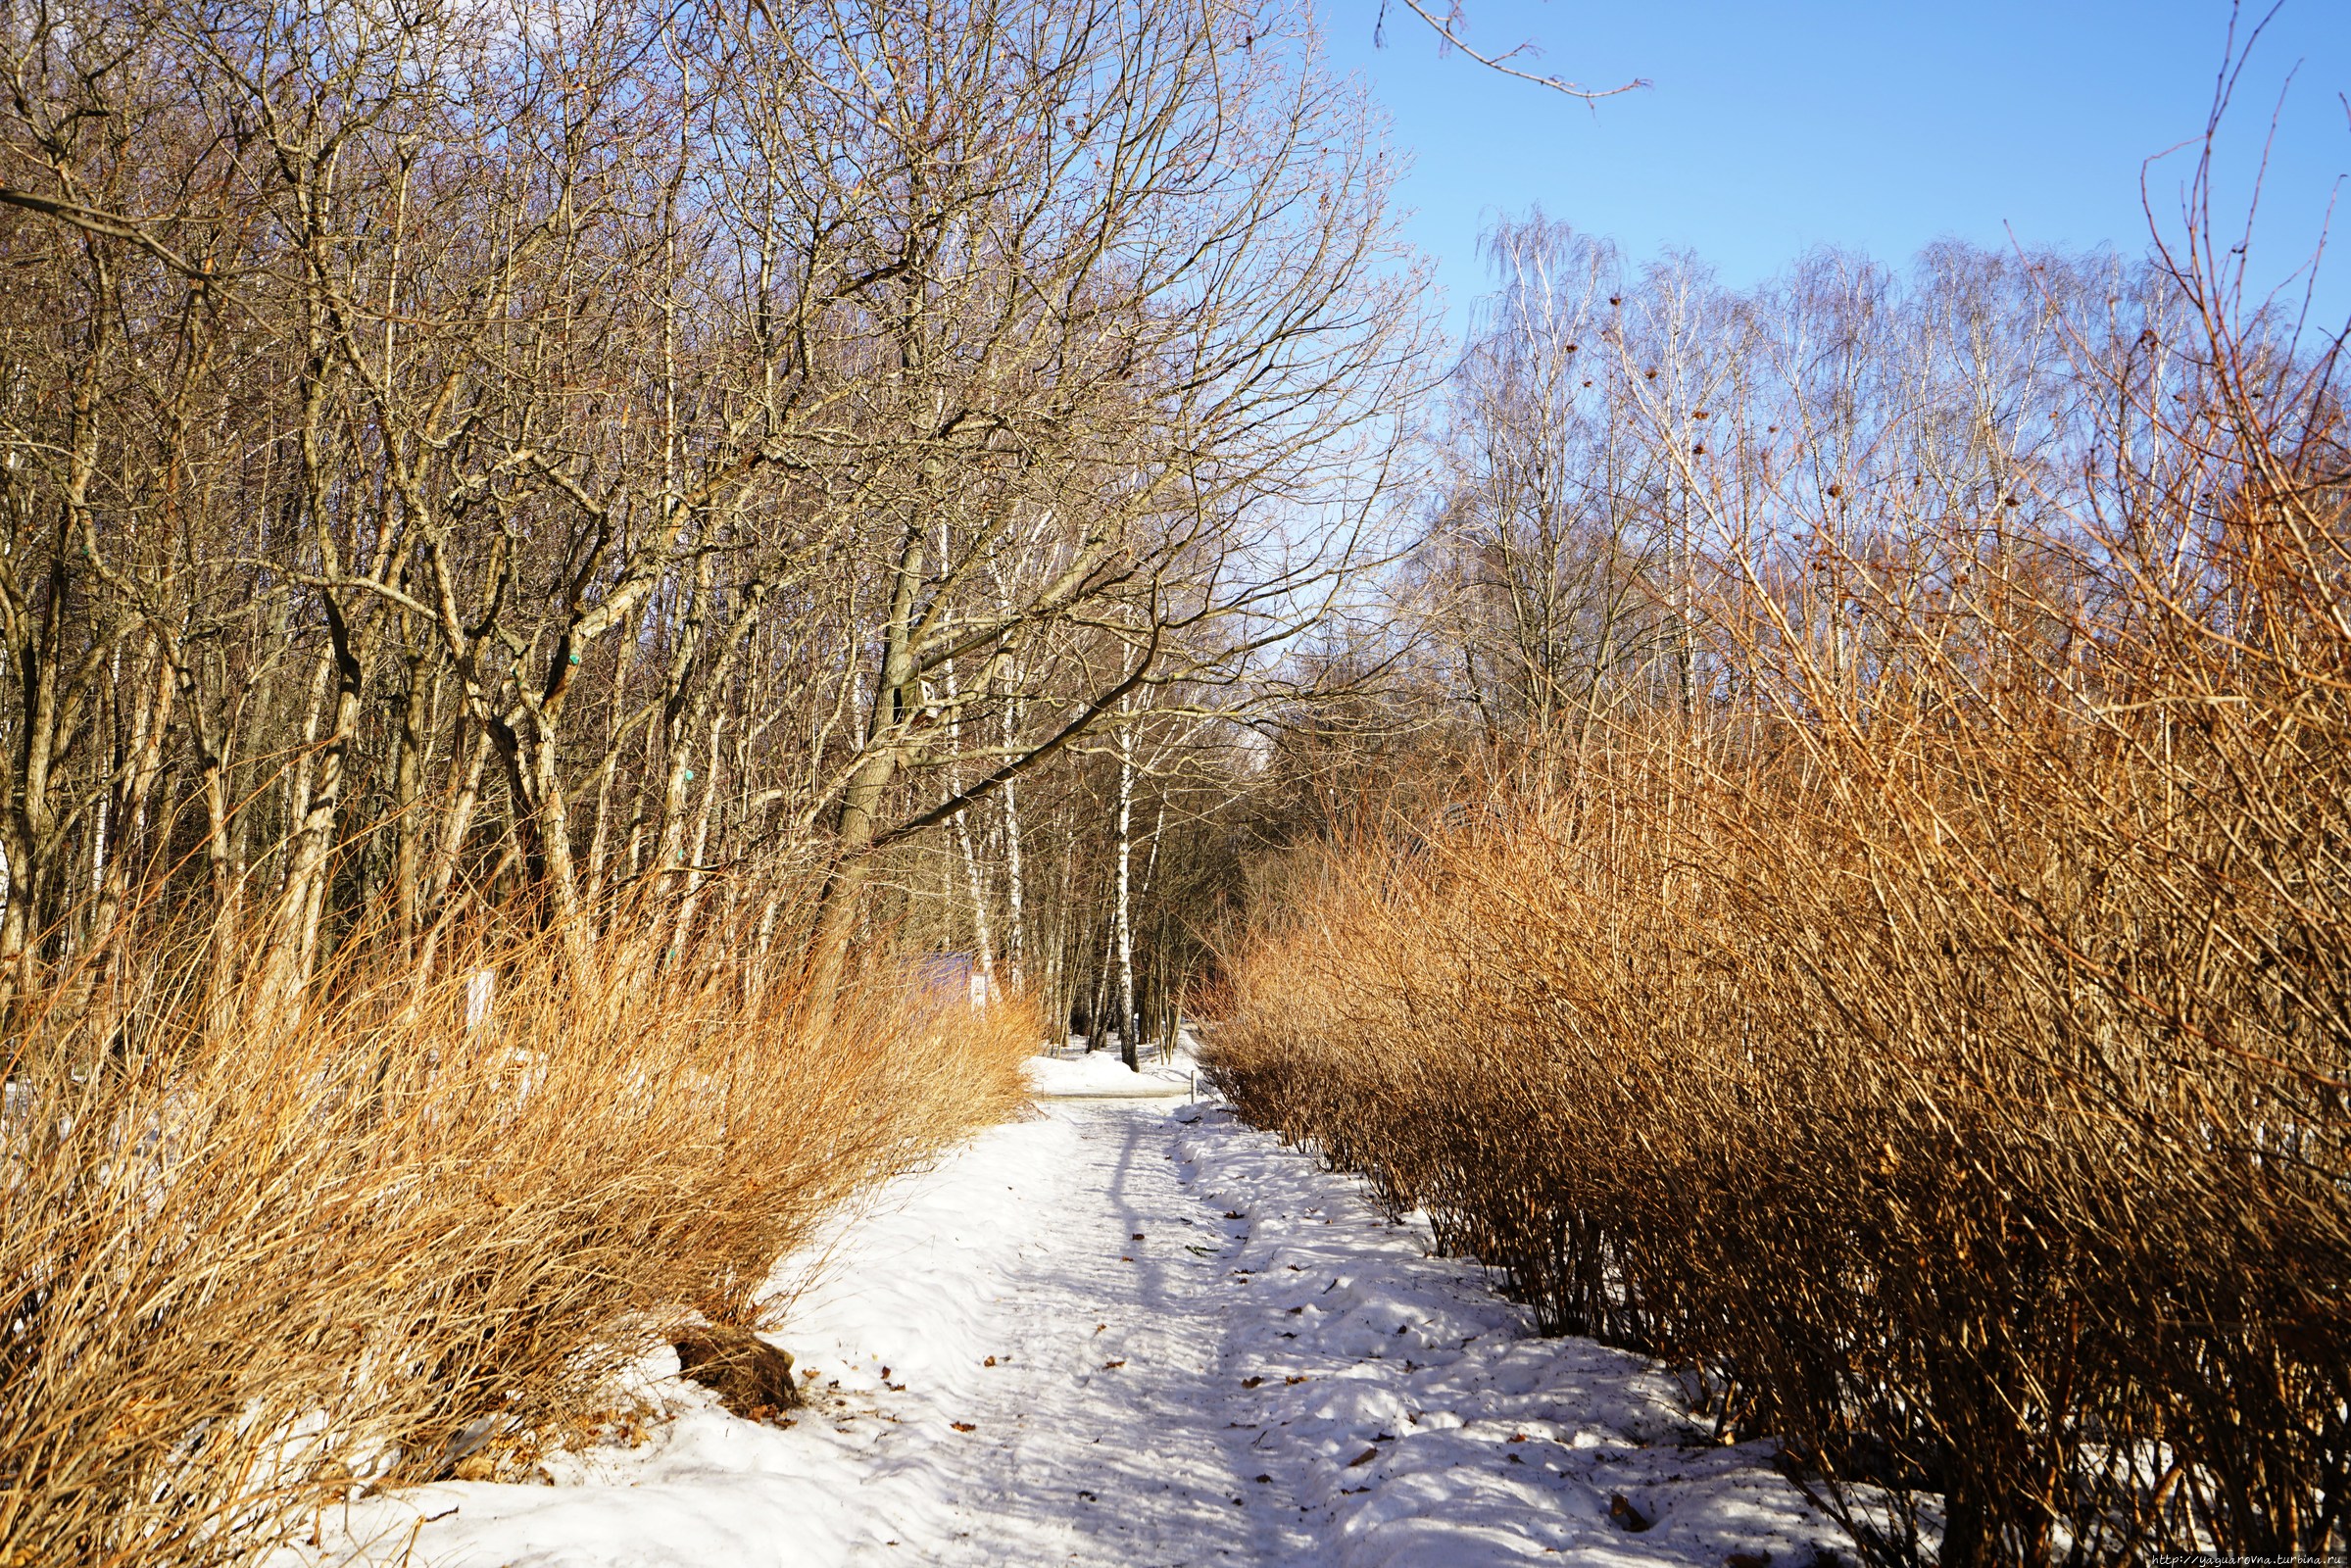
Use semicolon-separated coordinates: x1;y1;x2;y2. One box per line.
0;899;1033;1567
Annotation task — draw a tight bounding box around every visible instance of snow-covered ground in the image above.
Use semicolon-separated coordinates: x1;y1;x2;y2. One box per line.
1026;1037;1198;1100
298;1082;1845;1568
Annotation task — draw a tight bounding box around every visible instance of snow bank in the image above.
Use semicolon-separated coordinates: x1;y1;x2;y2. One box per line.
1176;1104;1842;1566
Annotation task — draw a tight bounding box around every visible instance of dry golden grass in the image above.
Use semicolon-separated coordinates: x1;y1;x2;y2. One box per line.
1216;701;2350;1562
1210;324;2351;1561
0;902;1034;1568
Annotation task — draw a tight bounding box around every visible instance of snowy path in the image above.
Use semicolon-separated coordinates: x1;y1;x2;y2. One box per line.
313;1087;1842;1568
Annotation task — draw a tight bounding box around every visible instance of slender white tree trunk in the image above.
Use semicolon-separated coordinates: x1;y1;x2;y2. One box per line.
942;642;997;999
993;576;1029;990
1115;716;1136;1071
955;809;998;1001
670;713;725;960
1001;713;1026;989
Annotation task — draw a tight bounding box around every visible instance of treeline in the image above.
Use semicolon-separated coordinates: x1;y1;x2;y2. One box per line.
0;0;1417;1044
1209;197;2351;1556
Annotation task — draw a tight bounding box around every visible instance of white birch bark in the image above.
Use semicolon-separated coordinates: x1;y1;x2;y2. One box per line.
1115;714;1137;1070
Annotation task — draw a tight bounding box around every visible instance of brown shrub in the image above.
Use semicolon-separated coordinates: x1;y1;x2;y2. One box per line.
671;1326;803;1420
0;903;1035;1567
1211;384;2351;1562
1215;699;2349;1560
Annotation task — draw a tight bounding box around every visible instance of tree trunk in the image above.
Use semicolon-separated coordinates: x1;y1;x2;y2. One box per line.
802;744;895;1017
263;600;367;1012
669;713;726;961
954;808;997;1002
1001;703;1027;990
66;642;176;1014
802;520;923;1018
394;647;428;956
1115;718;1137;1071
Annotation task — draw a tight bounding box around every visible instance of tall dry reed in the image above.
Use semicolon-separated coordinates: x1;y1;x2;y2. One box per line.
1212;273;2351;1561
0;901;1034;1567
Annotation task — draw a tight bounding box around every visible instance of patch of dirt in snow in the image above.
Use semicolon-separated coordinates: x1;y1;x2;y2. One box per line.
281;1100;1846;1568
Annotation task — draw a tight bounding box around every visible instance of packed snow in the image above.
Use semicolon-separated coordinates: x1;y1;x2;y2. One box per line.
1026;1037;1198;1100
290;1067;1846;1568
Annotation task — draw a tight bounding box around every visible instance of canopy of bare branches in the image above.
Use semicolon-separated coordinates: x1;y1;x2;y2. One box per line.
0;0;1424;1027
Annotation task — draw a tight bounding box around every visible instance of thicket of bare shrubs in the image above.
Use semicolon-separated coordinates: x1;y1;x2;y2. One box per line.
1;904;1035;1568
1211;164;2351;1562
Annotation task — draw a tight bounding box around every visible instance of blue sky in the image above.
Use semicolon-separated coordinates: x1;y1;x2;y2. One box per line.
1320;0;2351;344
